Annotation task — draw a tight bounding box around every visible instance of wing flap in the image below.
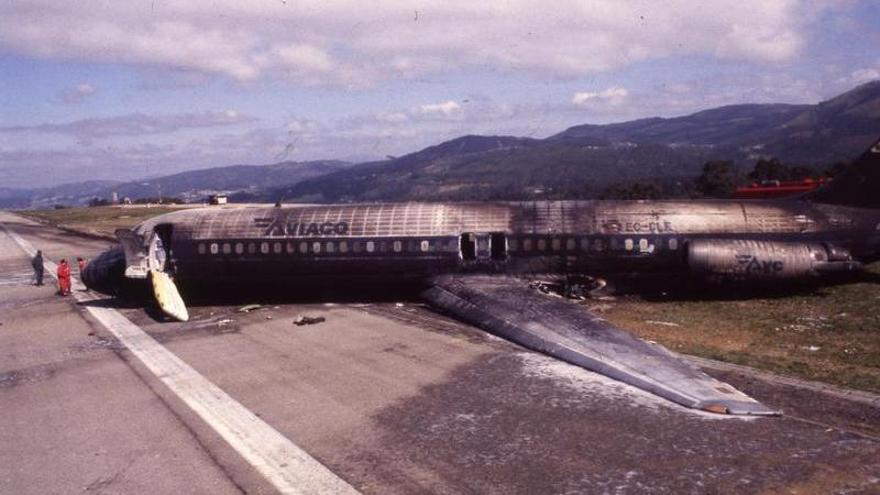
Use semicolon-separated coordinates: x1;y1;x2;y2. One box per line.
423;275;779;416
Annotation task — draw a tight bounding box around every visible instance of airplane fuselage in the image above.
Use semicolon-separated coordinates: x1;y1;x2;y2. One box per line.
90;199;880;293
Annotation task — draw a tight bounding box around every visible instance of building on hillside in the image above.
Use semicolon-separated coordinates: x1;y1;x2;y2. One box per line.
208;194;228;205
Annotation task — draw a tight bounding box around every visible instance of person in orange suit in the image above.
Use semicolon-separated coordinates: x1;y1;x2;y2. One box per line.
57;259;72;296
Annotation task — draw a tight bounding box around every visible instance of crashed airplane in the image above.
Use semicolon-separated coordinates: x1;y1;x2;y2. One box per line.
83;137;880;416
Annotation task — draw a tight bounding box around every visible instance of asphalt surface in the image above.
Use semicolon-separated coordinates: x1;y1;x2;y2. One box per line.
1;211;879;494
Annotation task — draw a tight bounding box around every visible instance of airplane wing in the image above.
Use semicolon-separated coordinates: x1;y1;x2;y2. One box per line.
422;274;779;416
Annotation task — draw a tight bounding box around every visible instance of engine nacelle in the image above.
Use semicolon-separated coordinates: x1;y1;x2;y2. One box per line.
686;239;860;280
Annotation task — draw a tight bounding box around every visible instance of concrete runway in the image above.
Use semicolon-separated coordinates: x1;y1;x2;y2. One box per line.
1;211;879;494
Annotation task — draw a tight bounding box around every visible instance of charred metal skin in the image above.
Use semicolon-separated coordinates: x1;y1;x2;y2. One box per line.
686;240;861;280
80;136;880;416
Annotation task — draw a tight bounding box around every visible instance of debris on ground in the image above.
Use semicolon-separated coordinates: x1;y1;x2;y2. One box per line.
645;320;681;327
294;315;326;326
217;318;234;327
803;345;821;352
265;315;273;320
238;304;262;313
395;302;405;308
87;330;95;336
587;304;613;313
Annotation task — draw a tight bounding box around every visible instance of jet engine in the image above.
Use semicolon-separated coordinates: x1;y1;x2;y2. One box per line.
686;239;860;280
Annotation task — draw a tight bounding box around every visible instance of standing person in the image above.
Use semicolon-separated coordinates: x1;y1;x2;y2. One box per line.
57;259;72;296
32;250;44;286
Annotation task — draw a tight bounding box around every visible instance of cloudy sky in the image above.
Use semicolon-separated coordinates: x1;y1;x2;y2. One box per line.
1;1;879;188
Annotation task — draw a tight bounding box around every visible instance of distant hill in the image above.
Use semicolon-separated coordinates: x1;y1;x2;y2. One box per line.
0;180;122;209
261;81;880;203
17;160;351;208
10;80;880;209
108;160;351;202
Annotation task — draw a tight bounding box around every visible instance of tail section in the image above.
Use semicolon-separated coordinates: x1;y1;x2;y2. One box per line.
810;136;880;209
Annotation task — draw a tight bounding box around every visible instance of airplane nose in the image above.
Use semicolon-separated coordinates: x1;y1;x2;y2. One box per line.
82;245;128;295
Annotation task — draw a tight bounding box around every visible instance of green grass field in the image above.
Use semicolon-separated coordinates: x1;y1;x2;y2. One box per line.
601;266;880;393
19;206;188;239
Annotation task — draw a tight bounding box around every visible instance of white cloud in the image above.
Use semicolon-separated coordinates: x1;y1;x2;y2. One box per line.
0;1;827;87
850;66;880;84
58;83;96;104
418;100;462;116
0;111;255;139
572;87;629;106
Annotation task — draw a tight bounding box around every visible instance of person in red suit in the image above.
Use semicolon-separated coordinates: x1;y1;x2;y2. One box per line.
57;259;72;296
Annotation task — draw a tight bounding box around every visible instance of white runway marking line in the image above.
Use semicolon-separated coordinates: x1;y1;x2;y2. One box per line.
0;222;359;495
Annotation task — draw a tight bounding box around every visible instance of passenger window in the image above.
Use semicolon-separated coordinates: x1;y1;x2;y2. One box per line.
393;240;402;252
639;239;649;252
312;242;321;253
339;241;349;253
366;241;375;253
352;241;362;253
274;242;282;254
326;242;335;253
210;243;219;254
235;242;244;255
260;242;269;254
537;239;547;251
668;238;678;250
286;242;295;254
566;238;576;251
222;243;231;254
523;238;532;251
594;239;603;251
420;240;430;252
299;241;308;253
551;238;561;251
581;238;590;251
197;243;206;255
508;239;518;251
624;239;633;251
248;243;257;254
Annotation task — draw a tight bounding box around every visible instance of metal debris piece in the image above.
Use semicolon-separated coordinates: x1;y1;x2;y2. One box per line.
217;318;234;327
646;320;681;327
529;275;610;301
238;304;262;313
293;315;326;326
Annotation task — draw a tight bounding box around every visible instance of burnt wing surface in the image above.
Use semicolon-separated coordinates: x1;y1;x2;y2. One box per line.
423;275;779;416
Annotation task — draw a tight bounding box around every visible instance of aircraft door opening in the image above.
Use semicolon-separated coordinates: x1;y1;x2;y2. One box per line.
490;232;507;261
149;224;174;272
460;233;477;261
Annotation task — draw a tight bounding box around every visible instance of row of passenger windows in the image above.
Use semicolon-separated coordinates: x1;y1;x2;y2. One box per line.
197;239;435;256
508;237;678;253
195;236;681;256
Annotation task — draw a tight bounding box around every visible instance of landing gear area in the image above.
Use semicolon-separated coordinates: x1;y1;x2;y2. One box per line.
529;274;613;301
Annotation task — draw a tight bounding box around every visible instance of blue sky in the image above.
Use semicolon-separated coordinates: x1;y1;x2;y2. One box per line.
1;1;879;188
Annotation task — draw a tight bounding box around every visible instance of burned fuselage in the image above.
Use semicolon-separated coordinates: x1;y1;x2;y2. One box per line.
83;198;880;295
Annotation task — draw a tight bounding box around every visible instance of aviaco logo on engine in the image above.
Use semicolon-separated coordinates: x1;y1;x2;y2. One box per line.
254;218;349;236
735;254;784;274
